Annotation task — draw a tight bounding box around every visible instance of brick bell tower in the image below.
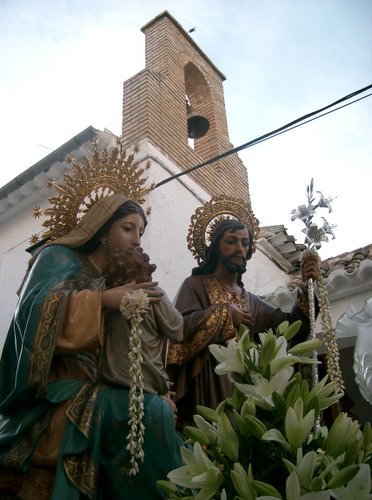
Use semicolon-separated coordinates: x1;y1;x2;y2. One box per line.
122;11;250;201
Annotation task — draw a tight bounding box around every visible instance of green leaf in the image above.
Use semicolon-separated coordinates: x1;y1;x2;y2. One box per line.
300;379;309;401
240;397;256;417
233;410;249;435
243;414;268;438
362;422;372;450
193;415;218;442
298;451;317;486
288;339;322;356
196;405;219;422
272;391;286;413
286;471;301;500
343;436;362;466
281;320;302;341
310;476;324;491
230;463;256;499
217;413;239;461
156;479;178;494
251;479;282;498
330;464;371;498
327;464;360;489
232;384;245;411
276;320;290;335
286;383;301;410
184;426;210;446
239;323;248;337
260;331;277;369
262;429;290;452
282;458;298;476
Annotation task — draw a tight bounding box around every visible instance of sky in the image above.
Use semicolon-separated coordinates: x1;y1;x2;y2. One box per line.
0;0;371;260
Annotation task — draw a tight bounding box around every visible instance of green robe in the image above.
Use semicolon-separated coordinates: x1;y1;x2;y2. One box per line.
0;245;182;499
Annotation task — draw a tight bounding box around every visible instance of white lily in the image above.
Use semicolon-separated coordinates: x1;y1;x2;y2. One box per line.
286;471;330;500
262;428;291;452
284;398;315;452
193;414;218;443
165;318;372;500
268;335;300;374
235;366;294;410
209;339;245;375
230;462;256;499
324;413;361;458
330;464;372;500
271;334;288;358
283;449;320;490
167;442;224;499
306;376;343;411
258;331;278;368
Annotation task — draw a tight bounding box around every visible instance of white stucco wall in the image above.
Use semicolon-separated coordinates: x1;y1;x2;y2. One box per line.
134;140;209;300
243;248;292;297
0;193;50;346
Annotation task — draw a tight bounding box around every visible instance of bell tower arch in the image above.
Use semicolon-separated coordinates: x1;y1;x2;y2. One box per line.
122;11;250;201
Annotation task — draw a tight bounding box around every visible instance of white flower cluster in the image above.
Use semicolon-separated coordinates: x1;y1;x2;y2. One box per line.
120;289;149;476
120;289;150;321
290;178;336;251
158;322;372;499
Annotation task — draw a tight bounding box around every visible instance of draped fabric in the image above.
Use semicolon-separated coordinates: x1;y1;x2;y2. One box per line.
0;194;183;498
167;274;312;427
53;385;183;499
0;245;102;472
53;193;131;248
98;288;183;395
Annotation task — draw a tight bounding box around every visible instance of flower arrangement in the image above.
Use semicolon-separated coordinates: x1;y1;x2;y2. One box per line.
291;179;344;394
158;321;372;499
290;178;336;251
103;246;156;475
120;289;149;476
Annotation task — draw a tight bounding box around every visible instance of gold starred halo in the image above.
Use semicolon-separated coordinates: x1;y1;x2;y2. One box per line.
31;138;155;244
187;194;260;264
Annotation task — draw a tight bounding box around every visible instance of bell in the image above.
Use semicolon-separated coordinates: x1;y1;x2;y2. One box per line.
187;105;210;139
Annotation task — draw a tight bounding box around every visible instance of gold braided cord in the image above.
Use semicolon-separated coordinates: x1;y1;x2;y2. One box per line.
302;249;345;395
317;270;345;393
31;138;154;244
187;194;260;264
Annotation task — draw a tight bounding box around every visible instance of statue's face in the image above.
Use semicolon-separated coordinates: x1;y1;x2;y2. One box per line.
105;213;145;251
218;228;250;273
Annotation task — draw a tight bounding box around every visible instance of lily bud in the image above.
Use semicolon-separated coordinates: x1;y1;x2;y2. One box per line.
288;339;322;356
217;413;239;461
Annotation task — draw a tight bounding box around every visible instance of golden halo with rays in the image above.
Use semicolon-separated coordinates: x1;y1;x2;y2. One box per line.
30;138;155;245
187;194;260;265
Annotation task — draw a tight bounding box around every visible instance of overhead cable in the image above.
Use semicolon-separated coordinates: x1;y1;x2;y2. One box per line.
155;84;372;189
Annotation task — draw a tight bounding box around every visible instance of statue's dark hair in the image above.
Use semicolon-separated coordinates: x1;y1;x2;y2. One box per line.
192;219;253;285
79;201;147;254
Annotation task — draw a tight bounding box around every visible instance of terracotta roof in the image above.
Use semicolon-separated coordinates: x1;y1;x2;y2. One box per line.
259;225;372;278
258;225;306;273
258;225;372;302
320;244;372;277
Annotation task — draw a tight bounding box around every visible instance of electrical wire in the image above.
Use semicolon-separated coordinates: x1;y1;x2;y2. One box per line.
155;84;372;189
242;91;372;149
